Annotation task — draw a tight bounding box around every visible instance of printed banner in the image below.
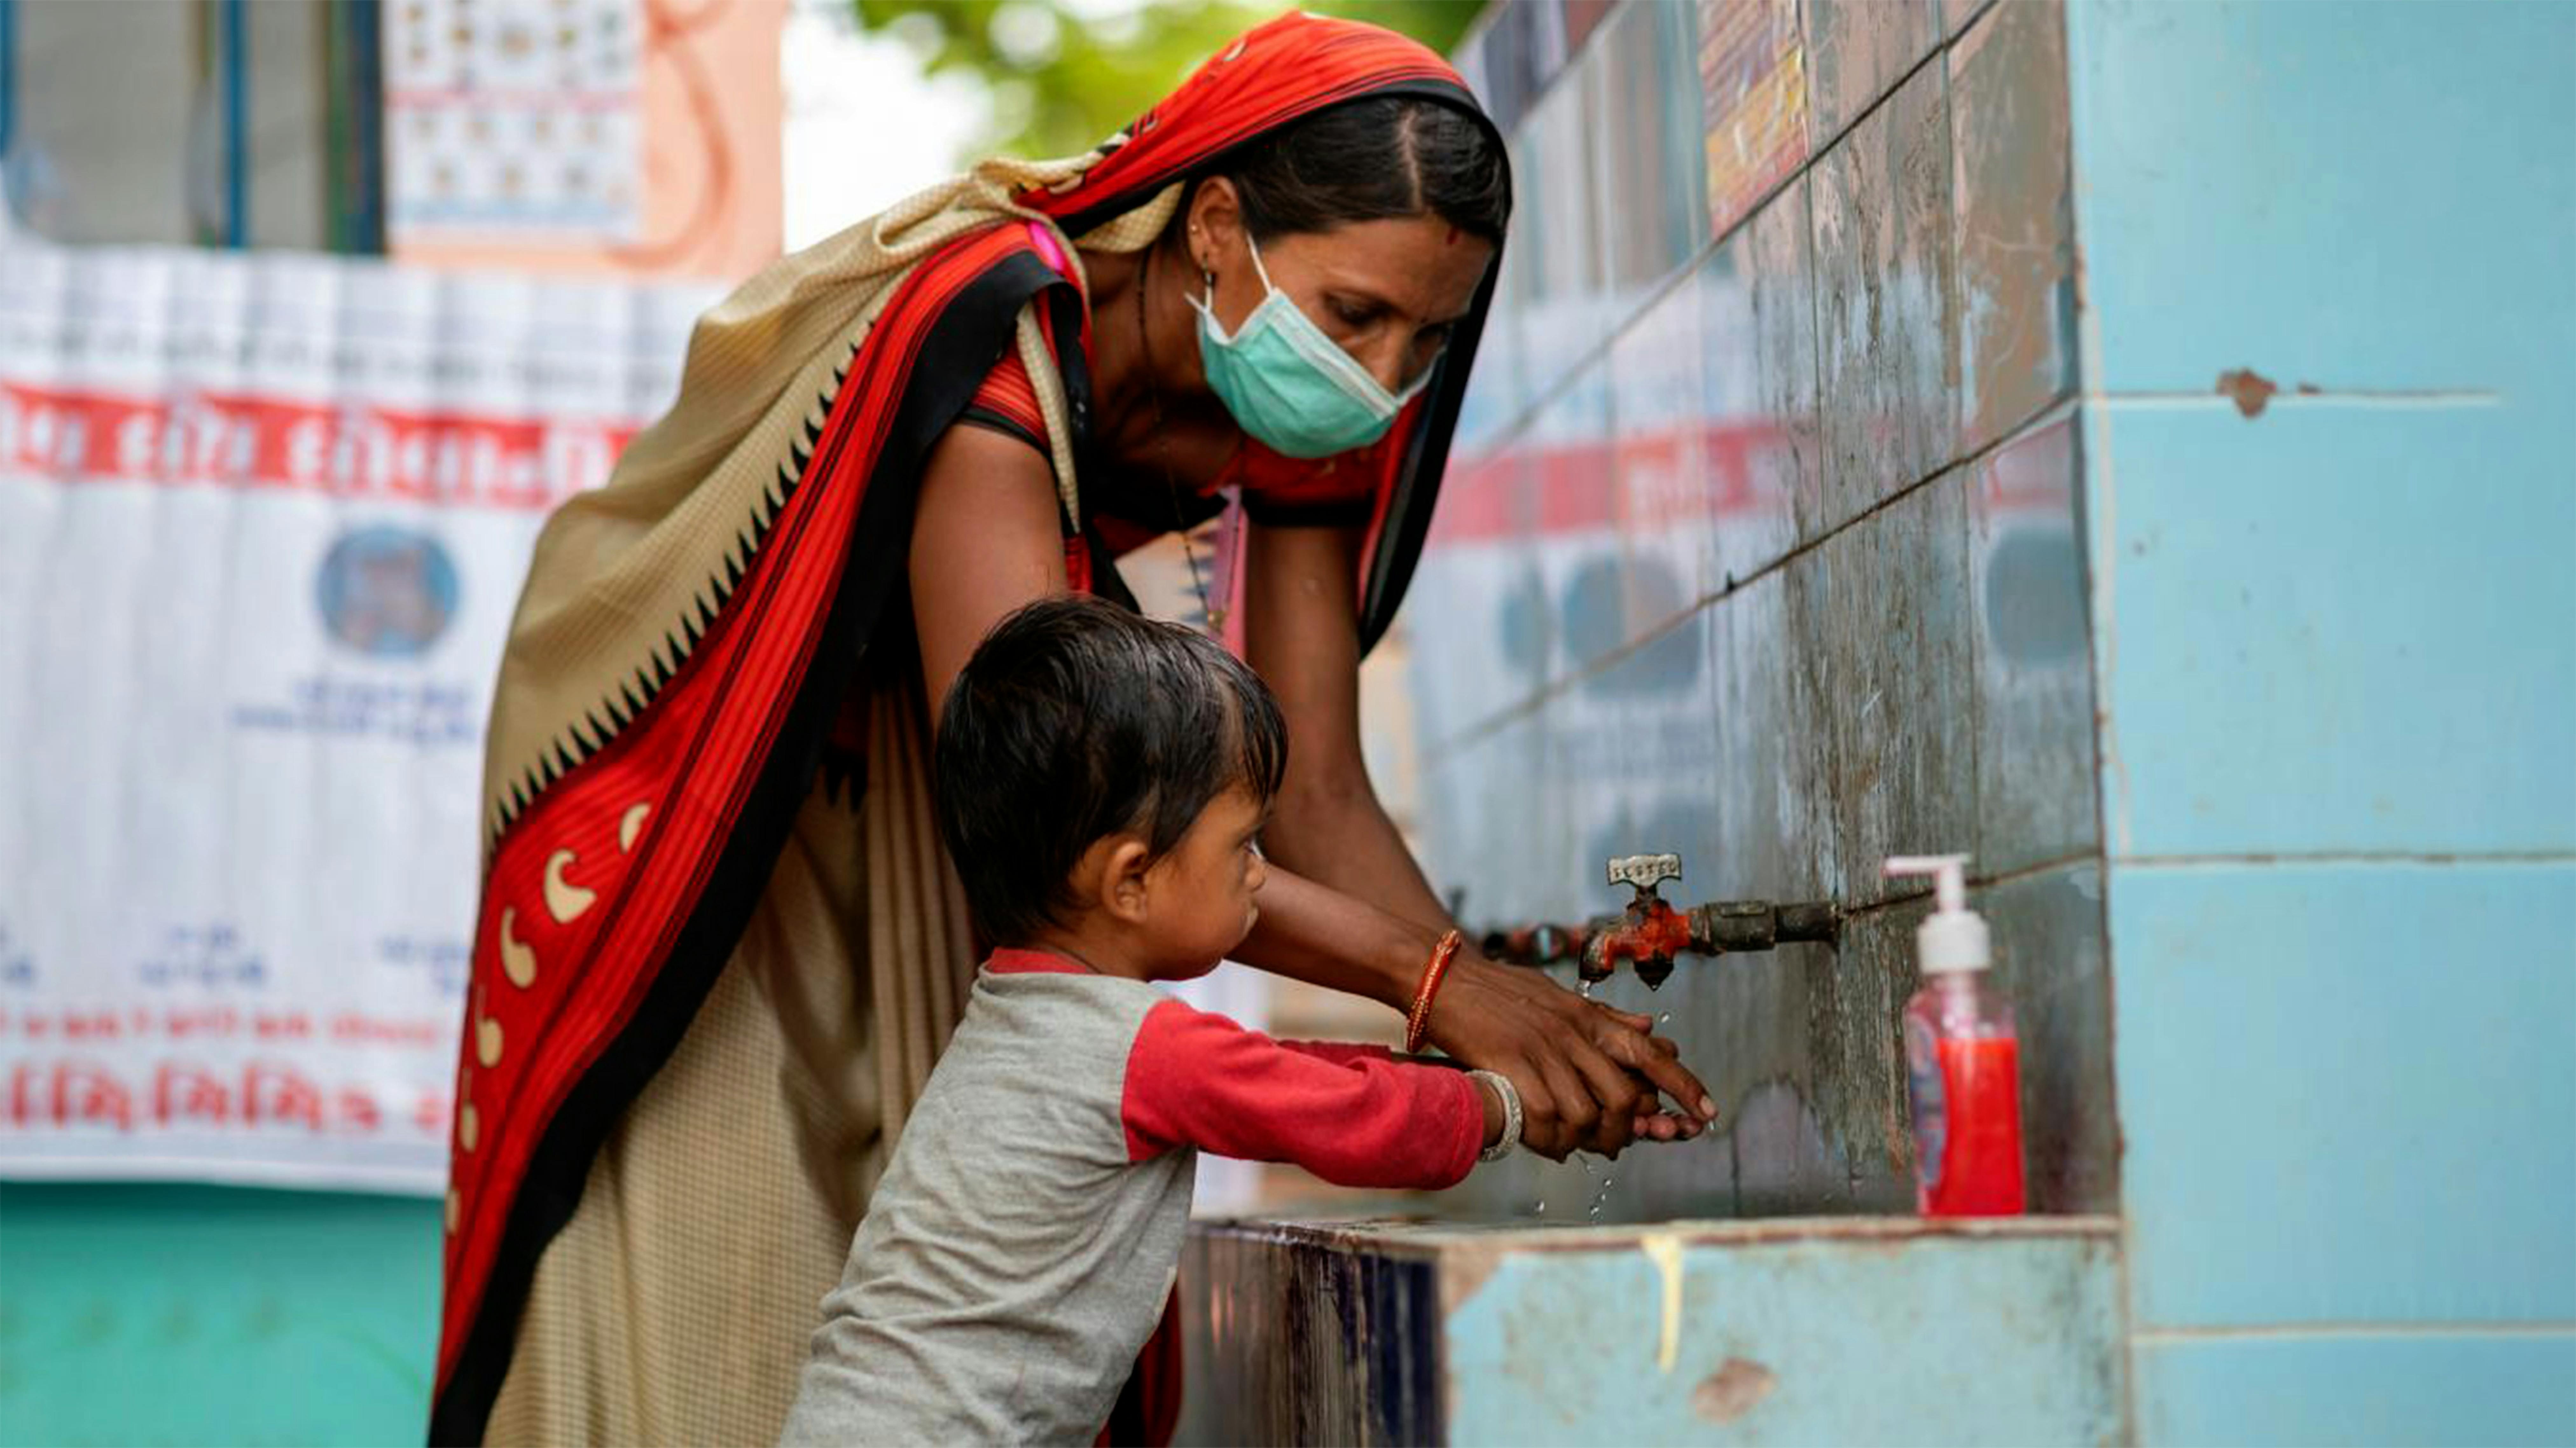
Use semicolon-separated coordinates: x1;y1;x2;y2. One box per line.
0;238;715;1192
386;0;646;245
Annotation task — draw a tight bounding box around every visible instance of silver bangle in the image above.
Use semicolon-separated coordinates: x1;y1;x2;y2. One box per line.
1468;1069;1521;1162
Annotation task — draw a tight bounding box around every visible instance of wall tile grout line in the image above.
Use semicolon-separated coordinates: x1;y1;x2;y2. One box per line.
1420;390;2084;762
2112;852;2576;870
2130;1322;2576;1345
2092;390;2502;412
1466;0;1991;466
1833;846;2102;921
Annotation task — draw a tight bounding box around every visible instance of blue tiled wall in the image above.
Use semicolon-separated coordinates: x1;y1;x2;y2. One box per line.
2064;1;2576;1440
1418;0;2107;1224
1413;1;2573;1441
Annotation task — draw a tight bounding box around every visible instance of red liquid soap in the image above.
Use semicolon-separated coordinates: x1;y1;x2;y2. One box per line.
1886;854;2026;1218
1904;995;2026;1215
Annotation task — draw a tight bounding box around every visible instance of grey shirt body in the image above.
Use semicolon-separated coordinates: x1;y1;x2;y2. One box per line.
779;967;1186;1446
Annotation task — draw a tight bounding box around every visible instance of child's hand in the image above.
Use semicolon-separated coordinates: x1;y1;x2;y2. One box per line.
1632;1106;1711;1141
1625;1028;1713;1141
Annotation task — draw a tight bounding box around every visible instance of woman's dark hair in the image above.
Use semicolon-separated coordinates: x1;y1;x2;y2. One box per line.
934;596;1289;946
1221;96;1511;244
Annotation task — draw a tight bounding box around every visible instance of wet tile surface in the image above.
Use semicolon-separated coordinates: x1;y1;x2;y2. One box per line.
1711;568;1839;907
1559;613;1721;924
1688;944;1837;1218
1468;0;1573;139
1609;276;1718;635
1548;626;1728;1223
1818;469;1976;908
1403;445;1540;753
1560;0;1616;56
1403;0;2107;1251
1511;56;1613;407
1812;59;1960;529
1950;0;2075;454
1969;412;2095;873
1943;0;1998;42
1740;178;1830;560
1979;861;2115;1214
1806;899;1917;1208
1807;0;1941;143
1590;0;1708;306
1695;180;1818;583
1417;713;1559;933
1528;367;1621;676
1450;209;1532;458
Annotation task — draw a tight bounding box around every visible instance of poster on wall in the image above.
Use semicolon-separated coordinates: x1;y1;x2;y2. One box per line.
385;0;646;246
0;239;714;1192
1699;0;1809;242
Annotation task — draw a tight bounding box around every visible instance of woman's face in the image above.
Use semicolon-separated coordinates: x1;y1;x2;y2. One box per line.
1187;180;1497;398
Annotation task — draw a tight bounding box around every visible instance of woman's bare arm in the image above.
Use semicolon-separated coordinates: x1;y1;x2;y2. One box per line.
1237;520;1452;926
908;438;1711;1156
1239;520;1715;1152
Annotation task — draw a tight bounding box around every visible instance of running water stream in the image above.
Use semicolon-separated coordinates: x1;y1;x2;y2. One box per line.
1530;996;1677;1221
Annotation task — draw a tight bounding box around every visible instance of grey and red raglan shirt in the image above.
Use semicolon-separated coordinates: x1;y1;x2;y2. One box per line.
778;948;1484;1445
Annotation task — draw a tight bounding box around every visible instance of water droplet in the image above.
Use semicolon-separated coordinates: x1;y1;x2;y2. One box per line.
1588;1204;1603;1218
1657;1012;1671;1026
1534;1199;1548;1216
1578;980;1594;1001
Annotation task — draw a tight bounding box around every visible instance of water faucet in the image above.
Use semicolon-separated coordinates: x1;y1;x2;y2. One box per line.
1478;852;1840;991
1584;854;1695;989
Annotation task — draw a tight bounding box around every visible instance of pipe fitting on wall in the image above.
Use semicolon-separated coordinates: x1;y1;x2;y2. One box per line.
1476;852;1842;990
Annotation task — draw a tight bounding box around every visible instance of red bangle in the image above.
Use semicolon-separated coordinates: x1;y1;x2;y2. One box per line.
1403;929;1465;1055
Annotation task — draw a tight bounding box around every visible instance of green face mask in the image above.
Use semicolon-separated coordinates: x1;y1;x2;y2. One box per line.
1190;235;1435;460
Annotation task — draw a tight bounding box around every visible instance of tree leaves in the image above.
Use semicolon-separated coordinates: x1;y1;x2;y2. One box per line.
849;0;1484;164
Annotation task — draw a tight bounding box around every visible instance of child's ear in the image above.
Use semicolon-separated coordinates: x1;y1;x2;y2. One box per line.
1080;834;1155;926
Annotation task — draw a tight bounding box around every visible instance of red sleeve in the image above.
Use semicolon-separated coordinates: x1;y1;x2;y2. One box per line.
961;349;1049;450
1121;1000;1481;1189
1273;1039;1393;1069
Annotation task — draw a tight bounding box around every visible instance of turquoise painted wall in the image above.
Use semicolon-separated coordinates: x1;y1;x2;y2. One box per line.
0;1184;439;1447
2064;1;2576;1442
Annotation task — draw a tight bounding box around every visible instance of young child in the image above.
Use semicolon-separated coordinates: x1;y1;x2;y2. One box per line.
777;596;1521;1445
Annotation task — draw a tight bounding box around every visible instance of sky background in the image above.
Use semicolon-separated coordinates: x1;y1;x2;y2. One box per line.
781;0;990;250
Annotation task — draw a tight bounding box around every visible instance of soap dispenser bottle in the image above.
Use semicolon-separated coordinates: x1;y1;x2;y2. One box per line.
1885;854;2025;1217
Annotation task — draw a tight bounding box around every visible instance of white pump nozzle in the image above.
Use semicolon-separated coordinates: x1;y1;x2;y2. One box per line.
1883;853;1990;973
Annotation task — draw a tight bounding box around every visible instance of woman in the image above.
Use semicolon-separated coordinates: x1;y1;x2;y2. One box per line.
432;14;1714;1444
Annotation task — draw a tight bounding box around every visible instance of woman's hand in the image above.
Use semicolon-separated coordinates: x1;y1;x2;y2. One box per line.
1424;951;1717;1160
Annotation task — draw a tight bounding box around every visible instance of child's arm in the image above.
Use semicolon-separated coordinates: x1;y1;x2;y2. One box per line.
1268;1038;1394;1068
1122;1000;1504;1189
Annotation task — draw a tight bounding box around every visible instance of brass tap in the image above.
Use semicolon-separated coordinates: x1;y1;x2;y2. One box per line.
1478;852;1841;990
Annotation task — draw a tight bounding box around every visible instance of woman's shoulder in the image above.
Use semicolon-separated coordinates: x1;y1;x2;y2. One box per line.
956;349;1050;457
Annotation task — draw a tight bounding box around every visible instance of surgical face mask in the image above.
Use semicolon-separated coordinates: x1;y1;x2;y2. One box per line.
1189;235;1434;460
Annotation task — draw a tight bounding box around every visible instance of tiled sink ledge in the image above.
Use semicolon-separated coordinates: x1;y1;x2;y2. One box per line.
1180;1214;2127;1446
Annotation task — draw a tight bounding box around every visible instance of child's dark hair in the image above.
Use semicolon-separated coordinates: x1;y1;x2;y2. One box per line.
934;596;1289;945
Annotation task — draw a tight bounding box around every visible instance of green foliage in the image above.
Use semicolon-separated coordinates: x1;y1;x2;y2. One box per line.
850;0;1487;163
